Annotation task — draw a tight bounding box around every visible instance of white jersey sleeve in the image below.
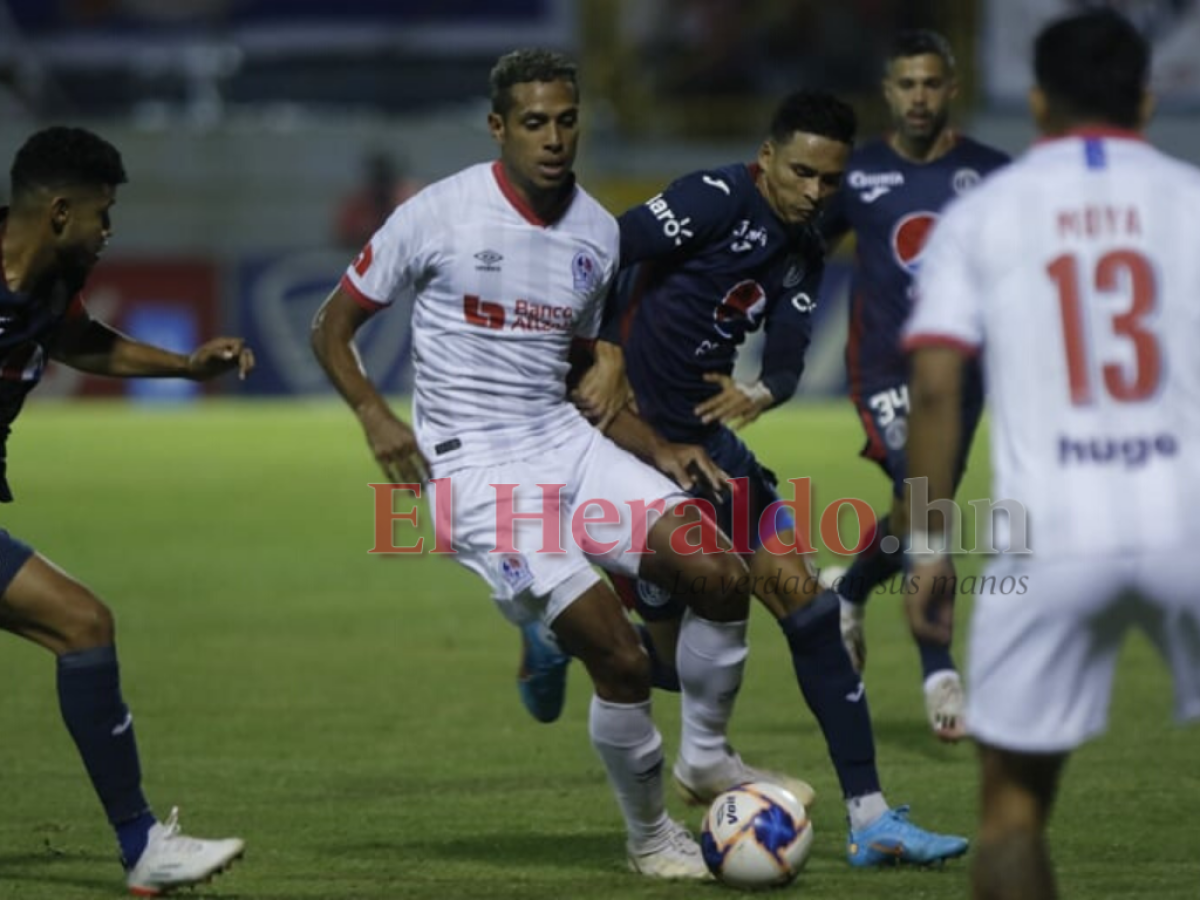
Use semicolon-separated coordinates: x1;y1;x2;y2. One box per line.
340;188;440;310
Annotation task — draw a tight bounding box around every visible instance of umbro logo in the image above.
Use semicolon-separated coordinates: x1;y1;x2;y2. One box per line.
474;249;503;271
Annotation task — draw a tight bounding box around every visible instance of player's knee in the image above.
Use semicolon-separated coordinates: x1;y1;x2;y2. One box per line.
587;637;651;702
677;552;750;620
59;590;116;651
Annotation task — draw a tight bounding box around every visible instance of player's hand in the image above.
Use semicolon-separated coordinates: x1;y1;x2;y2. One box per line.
652;441;729;498
904;555;956;646
358;402;429;485
187;337;256;381
573;359;633;432
695;373;773;430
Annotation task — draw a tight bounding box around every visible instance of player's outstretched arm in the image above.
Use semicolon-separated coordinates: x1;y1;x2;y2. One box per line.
49;308;254;381
311;285;428;485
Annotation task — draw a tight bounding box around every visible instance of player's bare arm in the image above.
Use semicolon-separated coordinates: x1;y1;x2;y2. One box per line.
50;310;254;380
312;285;428;485
573;338;633;430
902;344;965;648
695;373;774;430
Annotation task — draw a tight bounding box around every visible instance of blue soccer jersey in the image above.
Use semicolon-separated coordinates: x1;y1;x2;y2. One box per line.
606;163;825;443
820;136;1009;401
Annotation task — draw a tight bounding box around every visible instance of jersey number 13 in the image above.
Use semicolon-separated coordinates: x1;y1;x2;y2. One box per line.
1046;248;1162;406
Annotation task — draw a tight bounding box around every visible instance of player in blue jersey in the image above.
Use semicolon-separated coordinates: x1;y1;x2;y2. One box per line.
817;30;1009;741
1;126;249;896
522;91;970;868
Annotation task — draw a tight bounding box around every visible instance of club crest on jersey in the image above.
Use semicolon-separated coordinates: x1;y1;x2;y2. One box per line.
498;553;535;594
713;280;767;339
572;251;599;291
891;211;939;274
952;168;982;195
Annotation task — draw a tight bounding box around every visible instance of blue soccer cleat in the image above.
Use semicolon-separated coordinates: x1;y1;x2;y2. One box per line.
517;620;571;723
846;805;969;867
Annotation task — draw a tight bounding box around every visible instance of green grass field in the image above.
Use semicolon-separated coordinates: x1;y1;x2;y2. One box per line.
0;400;1196;900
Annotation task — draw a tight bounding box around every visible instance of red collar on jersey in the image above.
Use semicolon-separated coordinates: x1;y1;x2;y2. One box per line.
491;161;577;227
1037;126;1146;145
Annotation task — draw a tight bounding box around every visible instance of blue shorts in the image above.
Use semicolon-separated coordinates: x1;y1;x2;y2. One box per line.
612;427;792;622
856;366;984;499
0;528;35;596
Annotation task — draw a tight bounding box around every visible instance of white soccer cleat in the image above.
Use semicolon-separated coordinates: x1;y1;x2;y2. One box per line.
627;818;711;880
673;749;816;810
125;808;245;897
924;671;967;743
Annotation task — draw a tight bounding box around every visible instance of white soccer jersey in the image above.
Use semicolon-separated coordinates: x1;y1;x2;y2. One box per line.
341;161;619;471
906;130;1200;558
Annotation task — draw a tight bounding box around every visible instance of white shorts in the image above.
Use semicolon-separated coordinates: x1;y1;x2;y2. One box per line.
427;419;688;627
967;552;1200;753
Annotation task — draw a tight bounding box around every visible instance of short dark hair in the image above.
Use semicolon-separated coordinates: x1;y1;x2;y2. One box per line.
768;90;857;147
1034;9;1148;129
489;48;578;116
10;126;127;201
885;29;956;74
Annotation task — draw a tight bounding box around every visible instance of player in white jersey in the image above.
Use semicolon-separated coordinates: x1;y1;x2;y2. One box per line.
310;49;803;881
903;11;1200;899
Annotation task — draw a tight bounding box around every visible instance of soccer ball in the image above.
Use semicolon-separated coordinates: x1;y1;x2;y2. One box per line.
700;781;814;890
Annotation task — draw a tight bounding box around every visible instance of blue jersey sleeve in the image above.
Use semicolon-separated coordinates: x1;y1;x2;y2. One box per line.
618;169;741;266
758;262;822;405
603;169;744;343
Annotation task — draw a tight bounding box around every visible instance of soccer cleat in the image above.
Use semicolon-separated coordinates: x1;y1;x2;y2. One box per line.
846;805;969;867
627;818;712;880
517;620;571;724
673;749;816;810
924;670;967;742
125;808;244;897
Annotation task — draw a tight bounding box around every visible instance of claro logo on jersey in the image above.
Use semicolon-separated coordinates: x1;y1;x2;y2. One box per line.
645;194;694;246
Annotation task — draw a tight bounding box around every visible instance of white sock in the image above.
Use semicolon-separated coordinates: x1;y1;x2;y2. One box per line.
847;791;889;831
589;696;668;848
675;610;749;771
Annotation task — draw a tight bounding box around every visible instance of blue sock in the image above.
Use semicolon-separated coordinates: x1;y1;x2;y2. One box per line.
840;515;903;605
57;646;153;865
636;624;680;692
116;812;157;868
778;591;880;799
